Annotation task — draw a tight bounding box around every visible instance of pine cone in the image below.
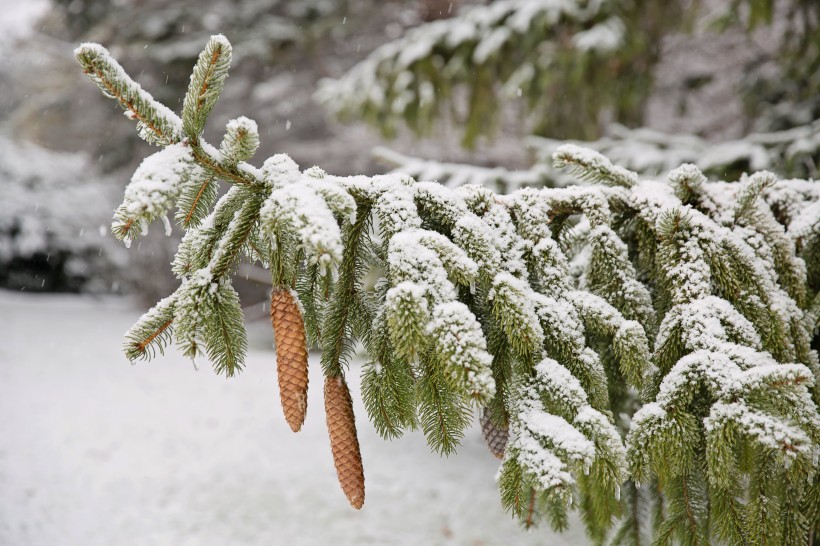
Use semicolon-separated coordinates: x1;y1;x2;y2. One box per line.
480;408;508;459
270;288;309;432
325;375;365;509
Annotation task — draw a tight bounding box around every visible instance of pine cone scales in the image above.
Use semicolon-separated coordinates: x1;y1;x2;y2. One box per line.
324;375;365;509
270;288;309;432
480;409;508;459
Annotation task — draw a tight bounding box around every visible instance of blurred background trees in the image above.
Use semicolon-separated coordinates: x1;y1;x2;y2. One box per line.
2;0;818;298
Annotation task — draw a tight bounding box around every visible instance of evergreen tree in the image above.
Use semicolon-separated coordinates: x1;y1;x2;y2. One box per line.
317;0;820;177
75;33;820;546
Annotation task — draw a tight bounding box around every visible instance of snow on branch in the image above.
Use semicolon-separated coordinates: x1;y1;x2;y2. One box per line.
552;144;638;188
75;43;182;146
315;0;625;147
113;142;203;244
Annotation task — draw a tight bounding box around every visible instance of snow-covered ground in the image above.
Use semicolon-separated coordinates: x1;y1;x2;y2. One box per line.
0;291;586;545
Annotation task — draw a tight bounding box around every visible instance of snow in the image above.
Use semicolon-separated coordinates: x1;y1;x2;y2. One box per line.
416;231;479;285
413;182;469;226
787;200;820;239
552;144;638;188
374;187;422;240
451;215;503;277
260;184;344;272
571;18;624;52
387;230;466;302
532;358;589;412
304;178;357;226
0;136;116;262
260;153;300;186
0;291;588;545
428;301;496;402
479;203;528;278
115;142;201;238
529;121;820;181
519;410;595;469
473;26;511;64
705;403;814;462
374;146;567;193
532;295;586;353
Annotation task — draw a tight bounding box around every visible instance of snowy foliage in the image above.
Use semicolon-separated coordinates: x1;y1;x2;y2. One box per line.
377;120;820;195
0;136;125;292
113;142;203;244
530;122;820;181
315;0;629;146
76;35;820;545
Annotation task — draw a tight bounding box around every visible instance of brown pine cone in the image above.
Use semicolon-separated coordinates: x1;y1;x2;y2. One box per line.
270;288;309;432
480;408;509;459
324;375;365;509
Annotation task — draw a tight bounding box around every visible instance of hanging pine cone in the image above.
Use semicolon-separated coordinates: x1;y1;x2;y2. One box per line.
270;288;309;432
480;408;508;459
324;374;365;509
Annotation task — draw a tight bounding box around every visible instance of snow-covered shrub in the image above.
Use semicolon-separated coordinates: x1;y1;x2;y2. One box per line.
75;35;820;545
0;136;125;291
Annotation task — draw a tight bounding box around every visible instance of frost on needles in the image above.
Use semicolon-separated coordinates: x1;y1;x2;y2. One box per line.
76;35;820;544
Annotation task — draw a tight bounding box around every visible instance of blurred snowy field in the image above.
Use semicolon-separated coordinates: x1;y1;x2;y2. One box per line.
0;291;586;545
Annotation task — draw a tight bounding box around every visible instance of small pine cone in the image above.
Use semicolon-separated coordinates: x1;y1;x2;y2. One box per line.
480;408;508;459
270;288;309;432
325;375;365;509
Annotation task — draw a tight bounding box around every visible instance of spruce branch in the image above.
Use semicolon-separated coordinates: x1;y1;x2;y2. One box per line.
182;34;232;140
416;352;474;455
428;301;496;404
209;188;265;279
360;356;417;439
203;279;247;377
113;142;203;242
74;43;182;146
489;272;544;359
385;281;429;362
320;202;371;378
733;170;778;225
123;293;177;361
553;144;638;188
668;163;708;204
219;116;260;167
77;35;820;542
175;175;218;230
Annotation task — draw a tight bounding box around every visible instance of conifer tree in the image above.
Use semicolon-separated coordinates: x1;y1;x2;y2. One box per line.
76;34;820;544
317;0;820;176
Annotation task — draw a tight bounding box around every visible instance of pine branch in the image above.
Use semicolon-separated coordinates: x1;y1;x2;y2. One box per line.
733;171;777;225
553;144;638;188
321;202;371;377
176;175;218;229
203;280;247;376
182;34;232;139
219;117;259;167
123;293;177;361
75;43;182;146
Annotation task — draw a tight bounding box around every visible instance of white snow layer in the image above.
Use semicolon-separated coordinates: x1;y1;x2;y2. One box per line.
0;291;588;545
